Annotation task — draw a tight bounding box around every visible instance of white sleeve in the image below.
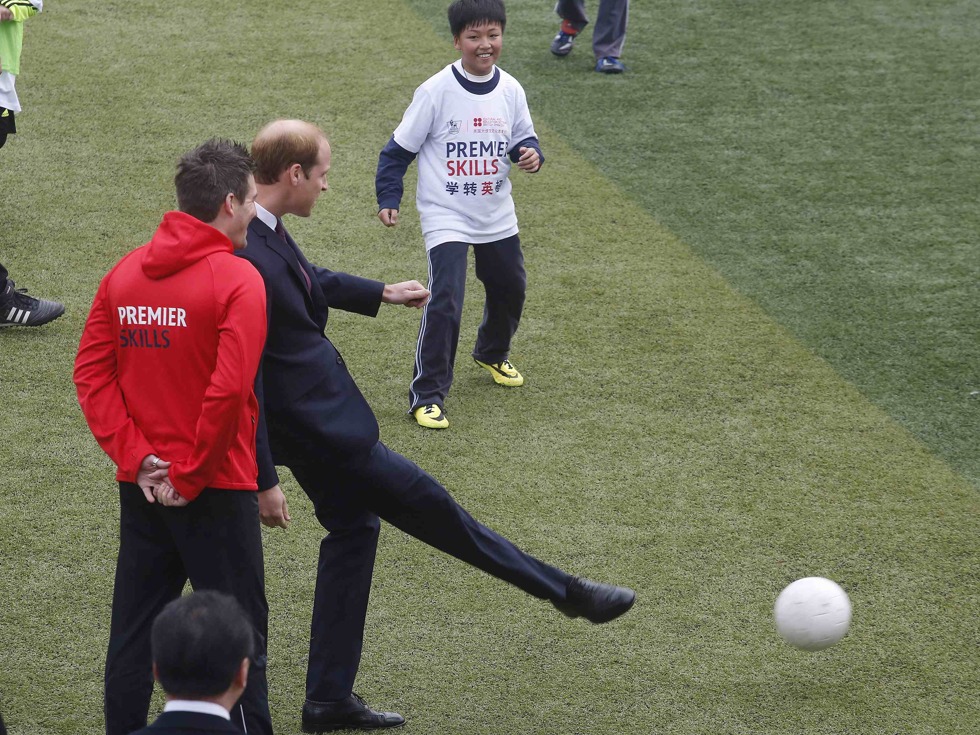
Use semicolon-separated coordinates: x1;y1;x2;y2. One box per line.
392;86;437;154
509;84;537;146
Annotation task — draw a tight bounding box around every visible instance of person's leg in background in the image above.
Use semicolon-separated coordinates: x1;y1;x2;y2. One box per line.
0;260;65;328
472;236;526;387
551;1;590;57
592;0;630;73
409;242;470;429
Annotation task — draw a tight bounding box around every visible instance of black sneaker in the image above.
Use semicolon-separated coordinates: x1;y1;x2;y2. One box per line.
0;279;65;327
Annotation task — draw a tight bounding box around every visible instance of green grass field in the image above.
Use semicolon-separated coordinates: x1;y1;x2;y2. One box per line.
1;1;977;733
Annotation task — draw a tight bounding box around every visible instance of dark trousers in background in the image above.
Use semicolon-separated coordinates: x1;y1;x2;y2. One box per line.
409;235;526;411
104;485;271;735
557;0;630;59
288;440;571;702
0;108;14;149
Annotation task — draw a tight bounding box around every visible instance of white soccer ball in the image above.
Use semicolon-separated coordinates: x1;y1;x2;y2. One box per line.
774;577;851;651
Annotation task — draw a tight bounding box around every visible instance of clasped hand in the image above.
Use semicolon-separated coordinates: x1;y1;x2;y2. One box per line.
136;455;188;507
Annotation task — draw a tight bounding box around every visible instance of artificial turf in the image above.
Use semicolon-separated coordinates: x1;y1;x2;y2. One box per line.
0;1;976;733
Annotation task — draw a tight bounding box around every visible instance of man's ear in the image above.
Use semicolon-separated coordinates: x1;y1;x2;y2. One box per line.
152;662;161;683
223;192;236;217
234;657;250;689
284;163;305;186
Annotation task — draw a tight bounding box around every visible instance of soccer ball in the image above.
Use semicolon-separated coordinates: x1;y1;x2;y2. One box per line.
774;577;851;651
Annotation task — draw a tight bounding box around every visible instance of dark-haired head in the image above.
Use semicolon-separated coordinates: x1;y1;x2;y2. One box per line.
448;0;506;38
151;590;254;699
174;139;255;224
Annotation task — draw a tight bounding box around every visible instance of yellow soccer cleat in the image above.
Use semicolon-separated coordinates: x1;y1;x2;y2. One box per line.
413;403;449;429
473;358;524;387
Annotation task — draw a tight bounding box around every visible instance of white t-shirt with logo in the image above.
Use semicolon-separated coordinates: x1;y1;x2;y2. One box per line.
392;61;538;250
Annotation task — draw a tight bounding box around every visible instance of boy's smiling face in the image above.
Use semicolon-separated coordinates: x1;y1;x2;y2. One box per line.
454;21;503;76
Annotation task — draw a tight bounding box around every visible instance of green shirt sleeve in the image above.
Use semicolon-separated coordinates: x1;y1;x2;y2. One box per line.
1;1;41;22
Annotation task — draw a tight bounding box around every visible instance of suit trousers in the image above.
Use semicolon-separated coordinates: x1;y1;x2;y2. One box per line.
557;0;630;59
289;441;571;702
104;485;271;735
409;235;526;411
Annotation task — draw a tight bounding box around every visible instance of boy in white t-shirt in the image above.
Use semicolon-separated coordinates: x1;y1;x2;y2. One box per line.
376;0;543;430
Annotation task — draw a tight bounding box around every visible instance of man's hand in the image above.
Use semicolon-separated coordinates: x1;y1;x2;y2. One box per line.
378;208;399;227
516;146;541;173
154;484;189;507
258;485;291;529
0;7;13;22
382;280;430;308
136;455;172;503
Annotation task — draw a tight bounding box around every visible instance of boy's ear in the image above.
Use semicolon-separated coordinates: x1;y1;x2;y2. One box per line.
453;35;462;51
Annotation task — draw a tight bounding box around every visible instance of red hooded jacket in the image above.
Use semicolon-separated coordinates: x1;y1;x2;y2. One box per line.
74;211;267;501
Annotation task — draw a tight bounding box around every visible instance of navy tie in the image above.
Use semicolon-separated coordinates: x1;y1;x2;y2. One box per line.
276;219;312;294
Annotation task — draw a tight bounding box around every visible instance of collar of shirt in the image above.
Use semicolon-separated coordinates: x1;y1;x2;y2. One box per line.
451;61;500;95
163;700;231;721
254;202;278;232
453;59;495;83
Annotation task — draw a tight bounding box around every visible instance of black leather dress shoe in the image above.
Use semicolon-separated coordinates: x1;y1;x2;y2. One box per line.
302;694;405;732
553;576;637;623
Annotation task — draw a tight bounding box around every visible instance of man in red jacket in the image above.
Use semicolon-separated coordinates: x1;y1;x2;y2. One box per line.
74;140;272;735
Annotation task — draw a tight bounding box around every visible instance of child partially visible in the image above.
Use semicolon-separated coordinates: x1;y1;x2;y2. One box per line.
0;0;43;148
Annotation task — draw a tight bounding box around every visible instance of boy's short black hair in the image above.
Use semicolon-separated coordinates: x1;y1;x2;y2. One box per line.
448;0;506;37
152;591;255;699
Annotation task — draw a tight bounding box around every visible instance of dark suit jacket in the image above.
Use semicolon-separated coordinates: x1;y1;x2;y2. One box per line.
128;710;240;735
239;217;386;488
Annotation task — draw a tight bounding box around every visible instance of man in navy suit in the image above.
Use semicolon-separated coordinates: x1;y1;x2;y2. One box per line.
128;591;255;735
240;119;636;733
